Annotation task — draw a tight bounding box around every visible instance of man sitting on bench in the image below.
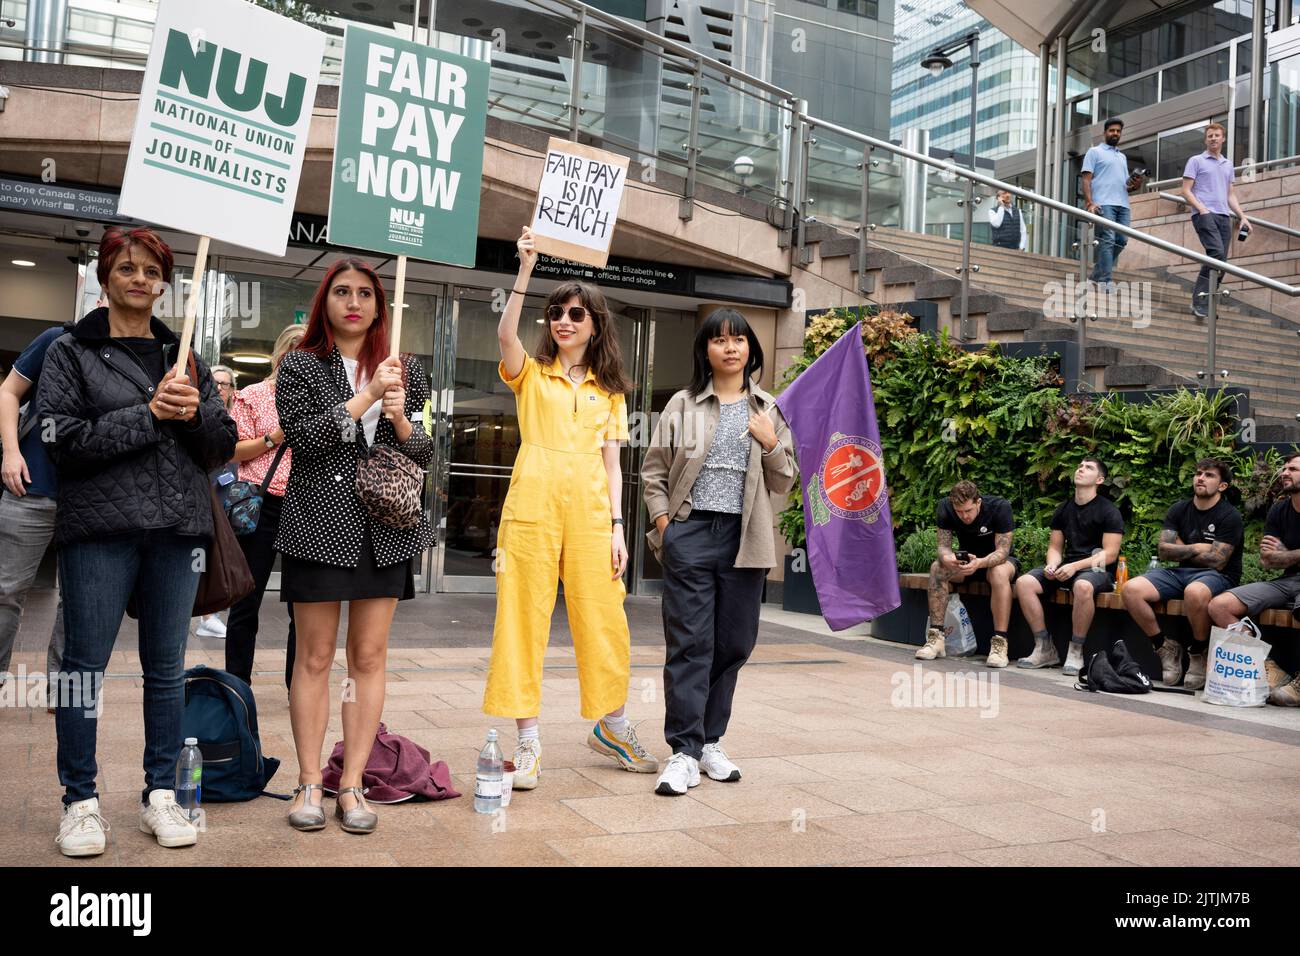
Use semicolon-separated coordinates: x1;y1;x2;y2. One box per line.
1121;458;1243;688
1014;457;1124;675
1208;452;1300;707
919;480;1017;666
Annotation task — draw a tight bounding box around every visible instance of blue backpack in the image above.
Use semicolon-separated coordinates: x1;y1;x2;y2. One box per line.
181;665;283;801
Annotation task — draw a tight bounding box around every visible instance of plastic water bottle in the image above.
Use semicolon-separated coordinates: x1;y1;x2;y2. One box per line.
474;729;504;814
1147;555;1160;573
175;737;202;819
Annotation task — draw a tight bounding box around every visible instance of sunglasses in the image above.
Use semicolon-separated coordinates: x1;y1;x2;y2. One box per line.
547;305;590;324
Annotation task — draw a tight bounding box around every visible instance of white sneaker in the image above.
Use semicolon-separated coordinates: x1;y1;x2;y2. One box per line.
56;798;109;857
512;737;540;791
1062;641;1085;676
138;790;198;848
1017;636;1060;669
654;753;700;796
195;616;226;639
700;741;742;782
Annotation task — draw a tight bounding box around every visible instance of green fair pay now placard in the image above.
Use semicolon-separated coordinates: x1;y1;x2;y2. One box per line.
328;26;488;266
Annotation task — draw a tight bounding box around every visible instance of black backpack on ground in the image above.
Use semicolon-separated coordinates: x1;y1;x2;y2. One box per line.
180;666;286;801
1077;640;1152;694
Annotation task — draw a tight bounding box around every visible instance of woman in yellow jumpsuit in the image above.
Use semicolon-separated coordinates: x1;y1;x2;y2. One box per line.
482;226;660;791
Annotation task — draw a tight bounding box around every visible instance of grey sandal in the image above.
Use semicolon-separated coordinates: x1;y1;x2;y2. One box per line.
335;786;378;834
289;783;327;831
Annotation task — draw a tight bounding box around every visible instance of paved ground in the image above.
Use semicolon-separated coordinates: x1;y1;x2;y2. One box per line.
3;588;1300;867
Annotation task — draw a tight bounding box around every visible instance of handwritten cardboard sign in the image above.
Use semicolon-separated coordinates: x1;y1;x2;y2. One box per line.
529;137;629;267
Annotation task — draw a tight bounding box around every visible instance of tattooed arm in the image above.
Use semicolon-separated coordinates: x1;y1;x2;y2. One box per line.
979;531;1013;569
1260;536;1300;570
936;528;958;569
1191;540;1235;571
1157;528;1213;564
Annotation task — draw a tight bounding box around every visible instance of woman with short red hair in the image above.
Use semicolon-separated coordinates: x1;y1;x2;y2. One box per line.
37;226;236;857
274;258;434;834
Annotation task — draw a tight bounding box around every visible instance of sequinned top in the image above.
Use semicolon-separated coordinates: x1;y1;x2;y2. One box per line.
688;397;751;514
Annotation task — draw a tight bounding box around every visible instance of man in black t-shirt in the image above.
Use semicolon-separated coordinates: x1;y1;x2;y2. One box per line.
920;480;1017;666
1122;458;1243;689
1210;452;1300;706
1014;456;1125;675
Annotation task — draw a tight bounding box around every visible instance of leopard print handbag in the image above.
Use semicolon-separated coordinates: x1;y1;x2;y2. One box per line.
356;440;425;530
318;355;425;530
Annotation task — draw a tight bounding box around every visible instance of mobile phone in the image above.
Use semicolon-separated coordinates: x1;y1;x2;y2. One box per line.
956;550;972;562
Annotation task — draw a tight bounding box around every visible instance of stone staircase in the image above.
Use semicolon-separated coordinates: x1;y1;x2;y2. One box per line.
799;223;1300;436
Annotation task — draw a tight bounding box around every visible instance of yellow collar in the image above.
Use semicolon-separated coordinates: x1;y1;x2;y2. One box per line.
542;357;596;385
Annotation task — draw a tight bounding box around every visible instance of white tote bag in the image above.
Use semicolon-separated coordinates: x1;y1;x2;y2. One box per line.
943;594;977;657
1203;618;1273;708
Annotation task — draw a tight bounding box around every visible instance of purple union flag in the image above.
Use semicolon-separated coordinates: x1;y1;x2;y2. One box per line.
776;322;900;630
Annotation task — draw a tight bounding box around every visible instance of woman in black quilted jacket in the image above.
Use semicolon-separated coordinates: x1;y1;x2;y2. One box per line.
274;257;434;835
36;227;236;857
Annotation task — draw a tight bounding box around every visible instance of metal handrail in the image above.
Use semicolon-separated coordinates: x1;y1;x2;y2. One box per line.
1156;192;1300;241
799;113;1299;298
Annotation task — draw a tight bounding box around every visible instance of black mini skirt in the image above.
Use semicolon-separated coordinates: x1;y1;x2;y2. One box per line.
280;521;415;603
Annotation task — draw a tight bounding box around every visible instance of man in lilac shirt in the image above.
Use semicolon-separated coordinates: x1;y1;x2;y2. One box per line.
1181;122;1251;318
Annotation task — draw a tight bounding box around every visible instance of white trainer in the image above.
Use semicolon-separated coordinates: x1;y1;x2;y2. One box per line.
138;790;198;848
700;741;742;782
1062;641;1085;676
56;798;109;857
195;616;226;639
512;738;541;791
654;753;700;796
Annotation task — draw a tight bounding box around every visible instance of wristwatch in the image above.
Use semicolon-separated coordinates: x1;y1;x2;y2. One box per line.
263;433;276;449
612;518;625;527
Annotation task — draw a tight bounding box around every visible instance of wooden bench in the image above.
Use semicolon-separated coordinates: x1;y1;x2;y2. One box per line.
898;573;1300;629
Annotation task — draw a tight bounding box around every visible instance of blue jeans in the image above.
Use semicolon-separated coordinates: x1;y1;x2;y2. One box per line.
1090;204;1130;283
56;530;204;806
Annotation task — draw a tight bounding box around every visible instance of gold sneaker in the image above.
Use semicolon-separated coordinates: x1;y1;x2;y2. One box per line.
915;627;946;660
512;737;541;790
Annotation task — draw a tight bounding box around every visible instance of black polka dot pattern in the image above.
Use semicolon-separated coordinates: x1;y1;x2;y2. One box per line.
274;347;435;569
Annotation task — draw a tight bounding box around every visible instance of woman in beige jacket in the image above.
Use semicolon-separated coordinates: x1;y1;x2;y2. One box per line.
641;309;797;796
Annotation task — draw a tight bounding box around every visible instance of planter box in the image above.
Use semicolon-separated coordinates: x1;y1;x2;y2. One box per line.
872;587;928;646
781;554;821;615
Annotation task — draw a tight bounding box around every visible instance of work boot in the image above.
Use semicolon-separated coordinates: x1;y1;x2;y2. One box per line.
1184;650;1208;691
986;635;1008;668
1264;659;1292;691
1155;637;1184;686
1268;673;1300;708
915;627;946;660
1017;635;1059;669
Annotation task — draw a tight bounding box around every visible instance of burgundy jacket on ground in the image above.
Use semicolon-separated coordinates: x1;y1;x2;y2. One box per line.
322;723;460;803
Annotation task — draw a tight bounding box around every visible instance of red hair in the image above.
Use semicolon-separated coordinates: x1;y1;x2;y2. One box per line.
97;227;174;286
297;258;391;386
